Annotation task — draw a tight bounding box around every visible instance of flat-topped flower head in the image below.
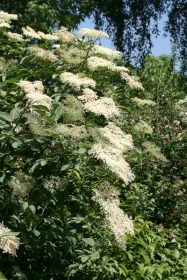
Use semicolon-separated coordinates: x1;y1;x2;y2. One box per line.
63;95;85;123
87;56;129;72
87;56;116;71
0;223;20;256
25;92;52;110
22;26;41;39
92;181;134;250
134;120;153;134
22;27;58;41
17;80;51;110
143;141;168;162
60;72;96;91
92;45;122;60
37;31;58;41
79;28;109;40
0;10;18;24
100;122;134;152
132;97;156;106
0;22;11;28
53;26;77;44
121;72;144;90
77;88;98;103
91;144;135;184
84;97;120;119
4;32;24;41
56;124;88;139
17;80;44;94
28;46;57;61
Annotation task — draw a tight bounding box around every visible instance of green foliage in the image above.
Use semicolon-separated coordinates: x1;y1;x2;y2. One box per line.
1;11;187;280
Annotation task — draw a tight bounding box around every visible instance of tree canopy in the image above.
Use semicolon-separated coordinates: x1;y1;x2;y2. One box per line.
1;0;187;62
1;8;187;280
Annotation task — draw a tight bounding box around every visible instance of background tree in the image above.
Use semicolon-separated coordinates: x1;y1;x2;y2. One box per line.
1;0;187;64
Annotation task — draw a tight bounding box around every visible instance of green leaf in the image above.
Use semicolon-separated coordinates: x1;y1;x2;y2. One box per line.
81;256;90;263
173;250;180;259
0;271;7;280
10;108;20;120
61;164;70;171
2;75;6;82
23;202;28;210
156;272;162;279
12;141;22;148
127;252;133;262
29;205;36;214
29;162;40;174
0;112;13;122
82;238;95;247
40;159;48;166
0;172;6;183
0;232;19;238
33;230;40;236
77;148;86;154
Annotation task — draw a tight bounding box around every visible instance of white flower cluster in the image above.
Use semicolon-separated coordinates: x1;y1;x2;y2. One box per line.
178;96;187;105
8;171;34;196
0;10;17;28
131;97;156;106
84;97;120;119
22;26;58;40
0;223;20;256
0;22;11;28
78;28;109;40
22;26;40;39
92;45;122;60
134;120;153;134
87;56;129;72
60;72;96;91
77;88;98;103
121;72;144;90
22;26;58;41
91;144;135;184
4;32;24;41
92;182;134;250
53;26;77;44
28;46;58;62
143;141;168;162
56;124;88;139
52;44;61;49
100;122;134;152
43;176;62;191
37;31;58;41
17;80;44;94
17;80;52;110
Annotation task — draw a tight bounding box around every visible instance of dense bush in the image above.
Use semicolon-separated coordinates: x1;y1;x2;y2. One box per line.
0;10;187;280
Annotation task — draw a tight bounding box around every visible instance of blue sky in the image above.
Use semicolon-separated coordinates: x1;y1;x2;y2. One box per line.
77;14;171;57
